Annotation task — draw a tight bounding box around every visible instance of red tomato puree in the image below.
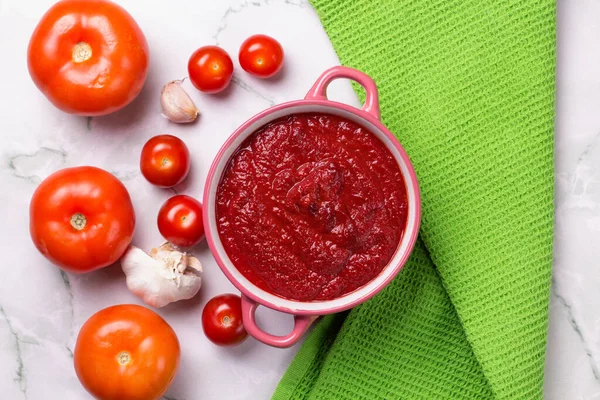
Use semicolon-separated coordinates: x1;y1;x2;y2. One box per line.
216;113;408;301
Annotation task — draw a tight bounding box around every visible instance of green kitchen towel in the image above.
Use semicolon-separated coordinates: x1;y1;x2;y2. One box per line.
274;1;555;399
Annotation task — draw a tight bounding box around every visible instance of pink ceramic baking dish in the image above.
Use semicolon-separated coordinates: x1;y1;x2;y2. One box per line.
203;66;421;348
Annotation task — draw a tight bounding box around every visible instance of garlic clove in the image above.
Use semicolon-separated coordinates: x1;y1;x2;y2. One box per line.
185;255;202;273
121;244;203;308
160;80;199;123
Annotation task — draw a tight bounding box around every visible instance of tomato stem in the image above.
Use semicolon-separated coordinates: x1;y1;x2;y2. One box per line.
72;42;92;63
70;213;87;230
117;351;131;366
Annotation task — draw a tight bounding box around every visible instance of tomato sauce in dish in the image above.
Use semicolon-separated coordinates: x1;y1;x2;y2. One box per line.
216;113;408;301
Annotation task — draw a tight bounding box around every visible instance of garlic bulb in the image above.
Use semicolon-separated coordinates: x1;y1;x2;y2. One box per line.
121;243;202;308
160;80;199;123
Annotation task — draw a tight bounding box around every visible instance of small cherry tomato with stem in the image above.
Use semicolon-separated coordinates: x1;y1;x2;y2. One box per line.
188;46;234;93
202;294;248;346
158;195;204;247
239;34;284;78
140;135;190;188
74;304;180;400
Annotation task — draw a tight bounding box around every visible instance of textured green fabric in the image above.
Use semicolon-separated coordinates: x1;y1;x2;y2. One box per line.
274;1;555;399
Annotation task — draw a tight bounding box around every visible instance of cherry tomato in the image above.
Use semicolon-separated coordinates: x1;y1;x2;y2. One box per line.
188;46;234;93
74;304;180;400
239;34;284;78
27;0;149;116
158;195;204;247
30;166;135;273
140;135;190;188
202;294;248;346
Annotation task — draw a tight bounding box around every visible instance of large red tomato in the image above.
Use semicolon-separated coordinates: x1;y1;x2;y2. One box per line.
27;0;149;116
74;304;180;400
30;166;135;273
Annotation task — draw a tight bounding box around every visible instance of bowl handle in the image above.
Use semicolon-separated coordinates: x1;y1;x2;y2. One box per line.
305;66;381;120
241;294;317;348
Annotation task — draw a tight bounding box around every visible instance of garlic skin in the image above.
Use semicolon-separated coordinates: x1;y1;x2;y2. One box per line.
160;80;199;123
121;243;202;308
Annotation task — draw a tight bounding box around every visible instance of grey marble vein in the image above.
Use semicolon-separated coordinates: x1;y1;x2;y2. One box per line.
213;1;261;45
283;0;308;6
59;271;75;358
576;130;600;165
231;76;275;106
110;169;141;182
0;306;27;399
568;130;600;193
65;345;74;359
6;147;66;184
213;0;307;45
552;280;600;381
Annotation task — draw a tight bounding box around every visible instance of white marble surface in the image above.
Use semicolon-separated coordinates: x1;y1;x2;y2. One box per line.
0;0;590;399
545;0;600;398
0;0;361;399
